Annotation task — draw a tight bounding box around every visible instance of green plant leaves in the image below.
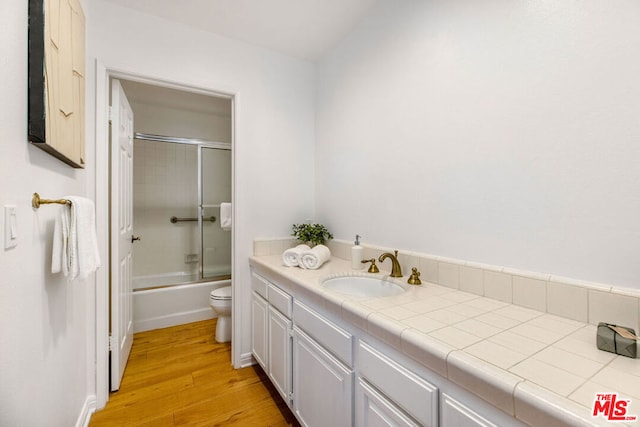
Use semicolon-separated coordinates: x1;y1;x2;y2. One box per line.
291;223;333;246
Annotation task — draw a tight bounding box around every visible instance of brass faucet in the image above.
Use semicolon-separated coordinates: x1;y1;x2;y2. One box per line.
361;258;379;273
407;267;422;285
378;250;402;277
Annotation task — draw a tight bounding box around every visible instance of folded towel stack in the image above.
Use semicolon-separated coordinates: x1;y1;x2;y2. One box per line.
52;196;101;281
283;244;331;270
282;244;311;267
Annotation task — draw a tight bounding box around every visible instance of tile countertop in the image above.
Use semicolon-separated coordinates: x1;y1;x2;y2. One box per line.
249;255;640;427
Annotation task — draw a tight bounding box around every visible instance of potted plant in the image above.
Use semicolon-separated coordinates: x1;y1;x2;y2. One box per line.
291;223;333;246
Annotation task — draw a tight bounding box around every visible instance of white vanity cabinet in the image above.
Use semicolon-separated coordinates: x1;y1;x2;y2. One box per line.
250;272;293;405
292;327;354;426
250;272;270;370
357;341;439;426
292;300;354;427
250;263;520;427
250;290;268;370
268;305;292;403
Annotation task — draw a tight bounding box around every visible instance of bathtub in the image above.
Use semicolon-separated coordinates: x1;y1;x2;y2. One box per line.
133;272;231;333
133;266;231;291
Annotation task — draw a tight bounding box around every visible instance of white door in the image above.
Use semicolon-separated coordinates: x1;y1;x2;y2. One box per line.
110;79;134;391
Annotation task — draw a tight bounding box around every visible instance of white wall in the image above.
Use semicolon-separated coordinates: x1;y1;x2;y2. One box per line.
316;0;640;289
0;1;94;425
87;0;316;367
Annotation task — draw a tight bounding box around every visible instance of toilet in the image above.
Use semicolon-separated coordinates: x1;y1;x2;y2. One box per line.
209;286;232;343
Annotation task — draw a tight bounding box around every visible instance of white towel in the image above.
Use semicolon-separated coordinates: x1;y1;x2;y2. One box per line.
220;203;232;231
282;244;310;267
51;207;69;276
299;244;331;270
52;196;101;281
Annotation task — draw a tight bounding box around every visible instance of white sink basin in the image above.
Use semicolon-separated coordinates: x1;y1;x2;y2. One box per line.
322;276;405;298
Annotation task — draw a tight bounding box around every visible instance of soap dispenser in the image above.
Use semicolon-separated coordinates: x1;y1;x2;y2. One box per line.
351;235;364;270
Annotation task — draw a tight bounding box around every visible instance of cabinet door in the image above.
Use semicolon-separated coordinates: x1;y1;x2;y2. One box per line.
293;327;353;427
359;341;438;426
251;292;268;370
356;378;421;427
268;306;292;405
441;393;497;427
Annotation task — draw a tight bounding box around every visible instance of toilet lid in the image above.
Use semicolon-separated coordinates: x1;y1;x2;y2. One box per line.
210;286;232;300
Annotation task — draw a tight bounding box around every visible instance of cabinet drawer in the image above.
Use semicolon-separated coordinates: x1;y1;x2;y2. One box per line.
268;283;292;319
358;341;438;426
251;271;269;299
293;300;353;366
441;393;497;427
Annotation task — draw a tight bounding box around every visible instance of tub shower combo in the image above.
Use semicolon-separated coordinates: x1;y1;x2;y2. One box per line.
131;133;231;334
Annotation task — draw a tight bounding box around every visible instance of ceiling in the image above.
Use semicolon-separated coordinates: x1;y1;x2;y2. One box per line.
120;79;232;116
102;0;383;62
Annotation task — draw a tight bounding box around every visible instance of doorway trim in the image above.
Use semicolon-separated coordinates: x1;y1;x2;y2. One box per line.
94;61;239;409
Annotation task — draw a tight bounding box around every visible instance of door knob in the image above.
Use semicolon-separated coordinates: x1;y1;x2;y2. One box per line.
131;235;141;243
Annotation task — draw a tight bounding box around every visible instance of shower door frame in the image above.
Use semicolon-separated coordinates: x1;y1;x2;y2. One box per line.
134;133;232;284
197;143;232;281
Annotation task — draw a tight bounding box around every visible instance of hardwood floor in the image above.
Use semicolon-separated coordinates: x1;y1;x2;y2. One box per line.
90;319;300;426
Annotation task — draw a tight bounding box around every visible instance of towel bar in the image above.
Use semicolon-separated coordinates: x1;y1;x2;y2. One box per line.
32;193;71;209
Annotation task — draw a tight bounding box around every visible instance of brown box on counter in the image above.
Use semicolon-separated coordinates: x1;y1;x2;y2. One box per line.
596;322;638;359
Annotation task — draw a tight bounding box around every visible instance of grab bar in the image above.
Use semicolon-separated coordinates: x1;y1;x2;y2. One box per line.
170;216;216;224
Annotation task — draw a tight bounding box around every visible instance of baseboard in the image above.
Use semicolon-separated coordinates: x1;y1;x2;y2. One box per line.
134;308;215;333
238;351;255;368
75;395;96;427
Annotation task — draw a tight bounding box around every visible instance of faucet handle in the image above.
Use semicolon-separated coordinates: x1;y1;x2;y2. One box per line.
362;258;380;274
407;267;422;285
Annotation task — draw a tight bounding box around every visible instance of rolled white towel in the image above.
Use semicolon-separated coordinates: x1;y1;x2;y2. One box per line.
300;244;331;270
282;244;311;267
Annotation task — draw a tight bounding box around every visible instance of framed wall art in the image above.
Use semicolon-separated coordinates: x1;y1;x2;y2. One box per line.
28;0;86;168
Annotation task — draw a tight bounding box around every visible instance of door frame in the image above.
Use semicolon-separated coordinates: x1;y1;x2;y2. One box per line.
94;61;238;409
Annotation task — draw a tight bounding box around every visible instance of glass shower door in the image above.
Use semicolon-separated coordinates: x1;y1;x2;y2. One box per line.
200;146;232;280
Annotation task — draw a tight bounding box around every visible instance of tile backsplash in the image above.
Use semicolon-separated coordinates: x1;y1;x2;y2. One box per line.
253;238;640;335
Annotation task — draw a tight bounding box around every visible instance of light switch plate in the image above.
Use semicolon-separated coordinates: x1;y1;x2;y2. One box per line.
4;205;17;249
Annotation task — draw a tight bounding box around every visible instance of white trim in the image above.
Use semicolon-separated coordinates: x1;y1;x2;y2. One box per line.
230;93;240;368
239;351;255;368
134;309;215;333
94;60;110;410
75;395;96;427
93;61;240;407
